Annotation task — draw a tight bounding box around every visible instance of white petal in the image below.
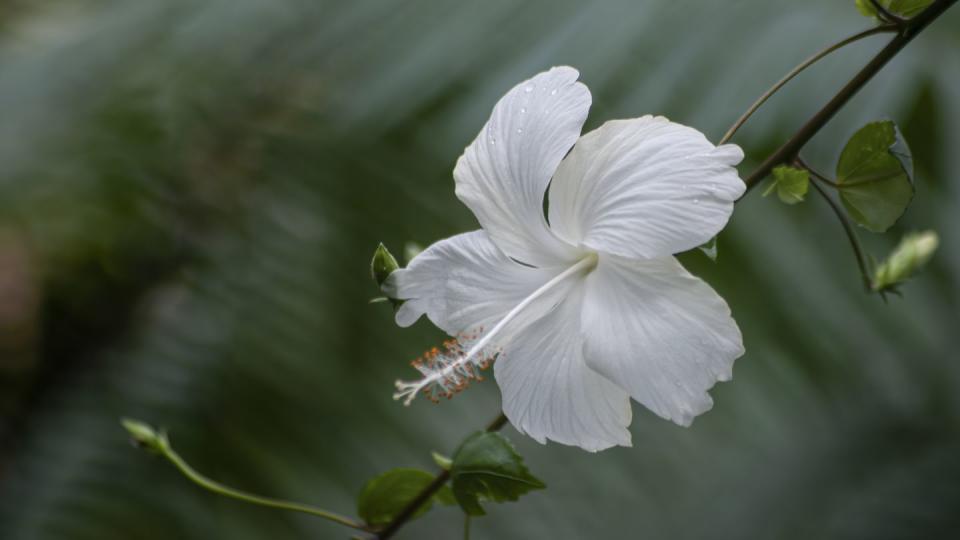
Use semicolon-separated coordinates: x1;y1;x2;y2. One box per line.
495;286;633;452
548;116;745;260
580;254;744;427
384;230;556;337
454;66;589;266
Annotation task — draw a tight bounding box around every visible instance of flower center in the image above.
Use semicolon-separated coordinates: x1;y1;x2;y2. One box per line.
393;252;598;405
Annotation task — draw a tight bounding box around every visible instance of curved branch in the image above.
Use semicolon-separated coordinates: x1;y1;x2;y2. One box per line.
798;159;873;290
742;0;957;192
375;413;508;539
869;0;908;25
159;435;371;531
719;24;896;145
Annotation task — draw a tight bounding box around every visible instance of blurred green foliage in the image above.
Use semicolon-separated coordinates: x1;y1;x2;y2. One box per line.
0;1;959;539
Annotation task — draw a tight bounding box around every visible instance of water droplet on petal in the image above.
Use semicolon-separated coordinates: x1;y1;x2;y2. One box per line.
489;137;496;145
520;107;527;114
524;85;534;93
693;199;700;205
550;88;558;95
516;128;523;134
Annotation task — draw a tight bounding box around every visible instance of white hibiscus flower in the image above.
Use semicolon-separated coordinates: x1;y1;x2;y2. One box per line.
384;66;746;452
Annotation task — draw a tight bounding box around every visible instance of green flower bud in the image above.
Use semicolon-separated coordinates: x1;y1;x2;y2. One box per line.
121;418;168;453
431;451;453;471
370;243;400;288
872;231;939;292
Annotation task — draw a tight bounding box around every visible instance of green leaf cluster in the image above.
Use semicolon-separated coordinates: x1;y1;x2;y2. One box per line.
356;468;455;527
354;432;545;528
763;165;809;205
855;0;934;18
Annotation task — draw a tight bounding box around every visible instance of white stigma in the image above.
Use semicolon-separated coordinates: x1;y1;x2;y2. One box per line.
393;253;598;405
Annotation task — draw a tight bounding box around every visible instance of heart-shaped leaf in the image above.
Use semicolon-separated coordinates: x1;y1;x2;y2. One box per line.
835;120;914;232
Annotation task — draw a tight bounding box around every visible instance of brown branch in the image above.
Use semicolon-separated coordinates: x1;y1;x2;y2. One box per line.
719;24;896;145
374;413;509;539
741;0;957;192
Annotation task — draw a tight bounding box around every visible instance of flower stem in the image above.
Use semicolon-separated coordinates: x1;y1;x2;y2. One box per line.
803;164;873;291
868;0;908;26
802;161;841;188
741;0;957;191
719;23;896;145
157;434;371;532
375;413;509;540
464;515;472;540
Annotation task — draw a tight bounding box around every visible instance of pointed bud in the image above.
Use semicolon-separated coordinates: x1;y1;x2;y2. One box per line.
370;243;399;288
121;418;168;453
431;451;453;471
872;231;939;292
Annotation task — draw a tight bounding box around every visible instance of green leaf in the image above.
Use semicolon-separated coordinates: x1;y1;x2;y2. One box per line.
889;0;935;16
835;120;914;232
763;165;809;205
855;0;933;18
450;432;546;516
434;485;457;506
855;0;879;17
356;468;445;526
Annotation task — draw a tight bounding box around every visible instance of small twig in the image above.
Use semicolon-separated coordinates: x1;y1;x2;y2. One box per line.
375;413;509;539
719;23;896;145
805;169;873;291
742;0;957;192
797;156;841;188
869;0;908;26
137;427;371;532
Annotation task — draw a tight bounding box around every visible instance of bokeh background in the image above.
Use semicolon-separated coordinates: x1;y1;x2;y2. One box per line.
1;1;959;538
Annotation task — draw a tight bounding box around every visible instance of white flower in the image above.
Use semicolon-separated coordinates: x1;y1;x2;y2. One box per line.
384;66;746;452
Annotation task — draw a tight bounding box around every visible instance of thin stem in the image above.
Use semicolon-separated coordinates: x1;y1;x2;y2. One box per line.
869;0;908;25
159;440;371;532
485;412;509;432
376;413;509;540
742;0;957;192
806;171;873;290
464;515;472;540
798;157;841;188
719;24;896;145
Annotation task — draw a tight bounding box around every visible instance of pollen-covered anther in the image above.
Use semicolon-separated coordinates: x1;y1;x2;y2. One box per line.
392;328;498;406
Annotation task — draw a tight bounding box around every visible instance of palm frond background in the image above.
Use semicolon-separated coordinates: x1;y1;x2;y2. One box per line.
1;1;959;538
